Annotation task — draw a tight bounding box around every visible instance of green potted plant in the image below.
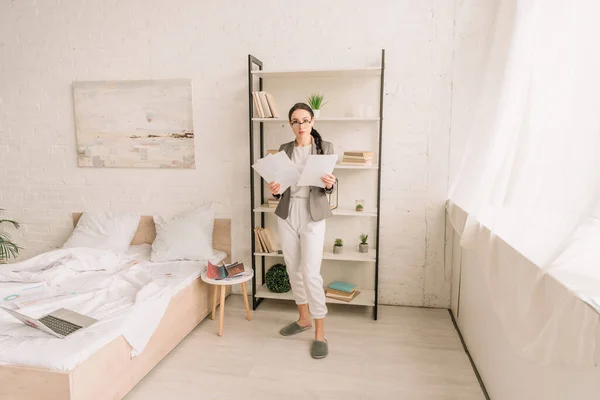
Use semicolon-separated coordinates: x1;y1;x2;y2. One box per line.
355;200;364;212
265;263;291;293
0;209;21;263
307;93;328;118
333;238;343;255
359;234;368;253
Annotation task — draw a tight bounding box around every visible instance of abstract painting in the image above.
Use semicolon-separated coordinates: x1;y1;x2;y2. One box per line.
72;79;195;168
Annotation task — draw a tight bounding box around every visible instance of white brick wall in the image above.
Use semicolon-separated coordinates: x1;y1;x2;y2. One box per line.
0;0;463;307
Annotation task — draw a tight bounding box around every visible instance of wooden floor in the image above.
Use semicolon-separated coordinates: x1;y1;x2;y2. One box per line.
124;295;485;400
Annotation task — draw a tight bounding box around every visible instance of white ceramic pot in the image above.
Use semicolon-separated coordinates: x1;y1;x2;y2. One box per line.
333;245;343;254
313;109;320;118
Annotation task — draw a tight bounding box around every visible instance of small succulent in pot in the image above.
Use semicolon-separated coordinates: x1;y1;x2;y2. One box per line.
333;238;343;254
355;200;364;212
359;234;368;253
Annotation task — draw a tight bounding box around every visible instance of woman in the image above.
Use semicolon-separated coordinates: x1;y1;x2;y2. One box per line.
268;102;337;359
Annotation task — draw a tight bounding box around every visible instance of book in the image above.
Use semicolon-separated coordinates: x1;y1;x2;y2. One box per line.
328;281;357;293
254;227;266;252
254;226;279;253
265;92;280;118
343;155;373;160
342;159;373;166
254;91;266;117
261;227;278;252
326;288;355;297
206;261;246;280
252;92;264;118
326;290;361;302
342;157;373;164
344;151;374;157
258;91;272;118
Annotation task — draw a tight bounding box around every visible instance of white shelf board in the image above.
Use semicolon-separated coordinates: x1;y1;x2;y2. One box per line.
255;248;376;263
252;117;380;122
251;67;381;78
254;205;377;217
255;285;375;306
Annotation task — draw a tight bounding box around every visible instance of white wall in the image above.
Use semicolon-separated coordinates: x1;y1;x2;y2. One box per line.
0;0;459;307
448;0;501;313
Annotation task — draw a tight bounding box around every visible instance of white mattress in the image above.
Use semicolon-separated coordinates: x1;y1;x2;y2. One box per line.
0;244;224;372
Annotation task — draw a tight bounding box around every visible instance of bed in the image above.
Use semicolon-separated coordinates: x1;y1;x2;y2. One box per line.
0;213;231;400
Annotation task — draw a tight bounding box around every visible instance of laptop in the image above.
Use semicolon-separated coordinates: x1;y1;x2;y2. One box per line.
1;306;98;339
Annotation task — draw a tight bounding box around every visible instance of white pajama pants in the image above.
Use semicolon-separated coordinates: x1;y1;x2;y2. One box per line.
277;197;328;319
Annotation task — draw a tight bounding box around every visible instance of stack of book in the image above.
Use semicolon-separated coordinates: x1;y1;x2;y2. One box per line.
206;261;247;280
252;91;280;118
267;197;279;208
254;226;278;253
342;151;373;166
325;281;360;302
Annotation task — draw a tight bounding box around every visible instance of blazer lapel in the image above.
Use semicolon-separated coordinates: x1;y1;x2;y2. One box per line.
311;142;317;155
284;141;294;159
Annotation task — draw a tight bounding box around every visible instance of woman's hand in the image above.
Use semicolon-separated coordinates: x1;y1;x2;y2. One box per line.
269;181;281;195
321;173;336;190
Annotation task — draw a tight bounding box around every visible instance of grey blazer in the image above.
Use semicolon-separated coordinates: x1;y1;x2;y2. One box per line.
274;140;337;222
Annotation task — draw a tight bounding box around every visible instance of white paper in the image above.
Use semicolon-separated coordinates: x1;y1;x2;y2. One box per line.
297;154;338;188
252;151;300;193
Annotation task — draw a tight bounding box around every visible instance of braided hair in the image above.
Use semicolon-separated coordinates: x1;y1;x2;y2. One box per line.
288;102;324;155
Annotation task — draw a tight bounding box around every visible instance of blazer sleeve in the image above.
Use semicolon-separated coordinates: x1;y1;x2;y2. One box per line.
324;142;337;195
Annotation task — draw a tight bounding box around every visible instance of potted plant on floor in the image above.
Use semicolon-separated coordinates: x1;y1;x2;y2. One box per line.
0;209;21;264
333;238;343;255
307;93;328;118
359;234;368;253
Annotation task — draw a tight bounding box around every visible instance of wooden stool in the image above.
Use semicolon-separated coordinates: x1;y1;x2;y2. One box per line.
201;269;254;336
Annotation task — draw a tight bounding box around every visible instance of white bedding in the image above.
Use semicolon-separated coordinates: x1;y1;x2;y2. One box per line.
0;245;222;372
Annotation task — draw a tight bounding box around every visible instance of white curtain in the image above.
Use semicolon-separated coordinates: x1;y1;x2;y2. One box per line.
450;0;600;267
449;0;600;365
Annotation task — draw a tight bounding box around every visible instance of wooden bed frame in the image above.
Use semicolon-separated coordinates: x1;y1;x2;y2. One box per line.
0;214;231;400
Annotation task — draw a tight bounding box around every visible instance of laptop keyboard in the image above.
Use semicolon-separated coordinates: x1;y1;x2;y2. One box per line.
39;315;82;336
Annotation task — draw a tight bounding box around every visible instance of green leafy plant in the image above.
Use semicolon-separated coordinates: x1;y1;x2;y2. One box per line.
360;234;368;244
307;93;328;110
265;263;291;293
0;209;21;262
334;238;343;247
355;203;364;212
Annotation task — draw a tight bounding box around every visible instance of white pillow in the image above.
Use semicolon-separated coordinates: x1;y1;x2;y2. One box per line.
62;212;140;254
209;250;228;265
150;204;215;262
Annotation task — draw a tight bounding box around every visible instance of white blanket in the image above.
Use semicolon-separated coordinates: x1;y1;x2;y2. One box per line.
0;246;209;371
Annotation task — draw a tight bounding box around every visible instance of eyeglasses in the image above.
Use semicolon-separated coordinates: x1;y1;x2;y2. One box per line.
290;119;312;127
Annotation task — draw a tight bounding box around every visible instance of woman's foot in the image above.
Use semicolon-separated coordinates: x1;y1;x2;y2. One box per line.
279;320;312;336
310;339;328;359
